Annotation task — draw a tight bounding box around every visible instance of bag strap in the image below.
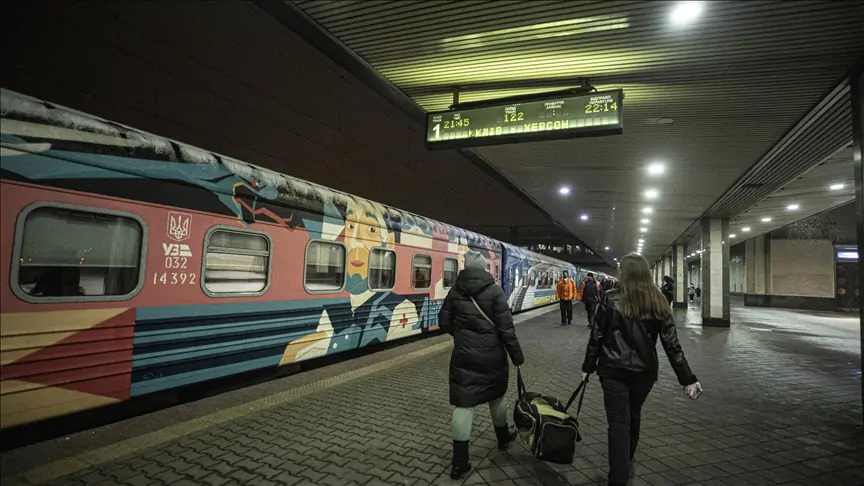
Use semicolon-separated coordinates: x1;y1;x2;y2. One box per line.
564;379;588;417
517;367;526;397
470;297;494;324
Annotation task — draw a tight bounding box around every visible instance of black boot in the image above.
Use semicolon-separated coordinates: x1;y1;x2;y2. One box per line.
494;424;518;451
450;440;471;480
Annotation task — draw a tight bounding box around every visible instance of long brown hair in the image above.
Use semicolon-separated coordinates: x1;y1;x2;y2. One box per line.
618;253;671;320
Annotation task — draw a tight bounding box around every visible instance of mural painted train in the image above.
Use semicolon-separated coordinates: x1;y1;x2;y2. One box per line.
0;89;604;430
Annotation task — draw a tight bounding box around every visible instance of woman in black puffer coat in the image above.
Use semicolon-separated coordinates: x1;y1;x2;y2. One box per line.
439;251;524;480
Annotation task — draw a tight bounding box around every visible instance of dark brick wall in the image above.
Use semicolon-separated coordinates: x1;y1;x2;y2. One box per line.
0;1;558;236
770;202;857;244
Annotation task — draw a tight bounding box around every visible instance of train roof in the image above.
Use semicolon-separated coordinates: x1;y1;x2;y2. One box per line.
1;88;612;275
0;88;498;249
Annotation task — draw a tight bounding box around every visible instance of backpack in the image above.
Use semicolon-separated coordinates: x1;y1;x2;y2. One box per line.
513;369;587;464
581;279;599;303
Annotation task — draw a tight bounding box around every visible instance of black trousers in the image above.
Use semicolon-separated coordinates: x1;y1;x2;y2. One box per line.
600;376;654;484
559;299;573;323
584;301;596;324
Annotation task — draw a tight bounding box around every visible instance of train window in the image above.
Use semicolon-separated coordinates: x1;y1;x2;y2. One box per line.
304;240;346;292
203;228;270;295
368;248;396;291
412;253;432;290
484;261;491;273
495;263;500;282
14;205;145;302
443;258;458;288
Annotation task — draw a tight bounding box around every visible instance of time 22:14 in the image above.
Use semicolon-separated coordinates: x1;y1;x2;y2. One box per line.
585;102;618;113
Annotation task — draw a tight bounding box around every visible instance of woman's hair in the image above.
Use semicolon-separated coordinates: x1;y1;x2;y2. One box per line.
618;253;671;319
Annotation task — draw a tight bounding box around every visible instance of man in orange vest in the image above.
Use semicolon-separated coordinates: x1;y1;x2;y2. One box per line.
555;271;576;326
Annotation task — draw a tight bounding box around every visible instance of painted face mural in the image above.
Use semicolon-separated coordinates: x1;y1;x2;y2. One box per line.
343;200;391;295
456;238;469;270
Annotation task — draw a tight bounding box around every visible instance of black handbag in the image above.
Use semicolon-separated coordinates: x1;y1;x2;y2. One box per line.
513;368;587;464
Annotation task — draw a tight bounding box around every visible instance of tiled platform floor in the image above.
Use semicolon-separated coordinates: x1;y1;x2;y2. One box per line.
2;303;862;486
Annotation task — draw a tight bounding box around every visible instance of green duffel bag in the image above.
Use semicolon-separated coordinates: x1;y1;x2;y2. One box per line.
513;368;587;464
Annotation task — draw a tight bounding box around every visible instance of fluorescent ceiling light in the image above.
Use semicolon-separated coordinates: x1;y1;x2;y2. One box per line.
647;162;665;175
638;238;644;243
761;217;772;222
670;1;705;25
643;207;653;214
830;183;844;190
787;203;799;210
441;15;630;50
604;246;610;250
645;189;659;199
742;227;751;232
558;186;571;195
730;234;736;238
580;214;589;221
641;218;650;224
640;227;648;232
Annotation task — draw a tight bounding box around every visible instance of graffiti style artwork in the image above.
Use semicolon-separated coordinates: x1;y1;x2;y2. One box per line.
0;88;590;430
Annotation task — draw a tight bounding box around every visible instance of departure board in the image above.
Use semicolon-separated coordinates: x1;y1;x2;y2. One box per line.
426;89;623;149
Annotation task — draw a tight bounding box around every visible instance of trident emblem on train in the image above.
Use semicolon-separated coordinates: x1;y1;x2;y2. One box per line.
167;212;191;242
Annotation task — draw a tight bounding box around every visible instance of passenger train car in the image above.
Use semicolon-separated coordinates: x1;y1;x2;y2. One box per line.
0;89;600;430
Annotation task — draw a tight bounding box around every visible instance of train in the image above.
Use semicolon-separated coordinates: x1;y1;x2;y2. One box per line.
0;88;604;430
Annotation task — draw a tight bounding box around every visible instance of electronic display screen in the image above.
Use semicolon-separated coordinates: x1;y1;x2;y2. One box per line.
426;89;623;149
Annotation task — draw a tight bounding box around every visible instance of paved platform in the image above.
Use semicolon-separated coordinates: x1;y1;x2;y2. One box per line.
2;303;863;486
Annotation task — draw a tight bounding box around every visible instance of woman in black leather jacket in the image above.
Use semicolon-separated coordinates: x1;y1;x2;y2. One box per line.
581;253;702;486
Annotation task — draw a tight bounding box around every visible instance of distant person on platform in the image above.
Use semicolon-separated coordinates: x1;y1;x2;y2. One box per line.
580;272;601;326
661;275;675;307
556;271;577;325
600;276;614;302
688;283;696;302
438;251;524;480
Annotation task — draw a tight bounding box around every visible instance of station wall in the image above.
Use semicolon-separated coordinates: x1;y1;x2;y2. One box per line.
769;239;834;297
0;1;559;240
741;203;858;312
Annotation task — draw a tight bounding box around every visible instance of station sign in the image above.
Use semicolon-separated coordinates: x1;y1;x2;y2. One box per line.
425;89;623;149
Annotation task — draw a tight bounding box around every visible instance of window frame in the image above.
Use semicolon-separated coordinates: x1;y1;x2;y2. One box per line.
201;225;272;298
303;238;348;294
442;257;459;289
411;252;433;291
11;201;149;304
368;247;397;291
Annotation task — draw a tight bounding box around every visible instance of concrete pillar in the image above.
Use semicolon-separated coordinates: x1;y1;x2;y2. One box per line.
700;218;730;327
673;244;687;307
849;67;863;424
744;234;771;296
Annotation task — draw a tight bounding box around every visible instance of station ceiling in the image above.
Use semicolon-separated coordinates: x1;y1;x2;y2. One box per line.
288;0;864;265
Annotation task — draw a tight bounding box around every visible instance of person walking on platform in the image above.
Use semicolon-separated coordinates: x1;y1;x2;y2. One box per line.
600;276;614;303
661;275;675;307
556;271;576;325
579;272;601;326
581;253;702;486
438;251;525;480
688;283;696;303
